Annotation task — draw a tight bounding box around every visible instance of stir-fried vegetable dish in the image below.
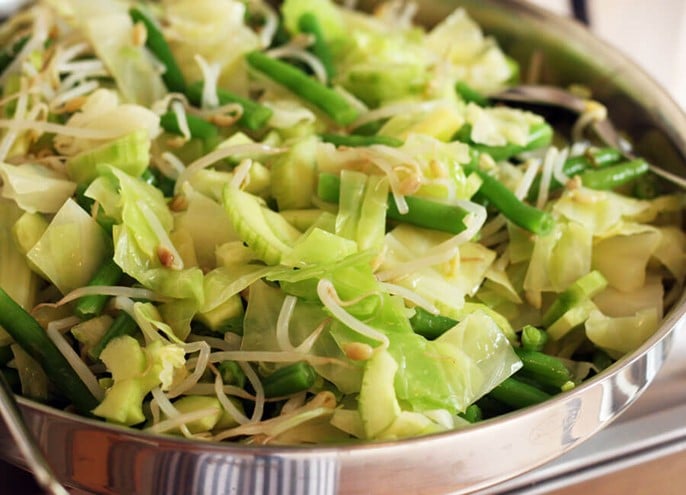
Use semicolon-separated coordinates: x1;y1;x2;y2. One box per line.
0;0;684;444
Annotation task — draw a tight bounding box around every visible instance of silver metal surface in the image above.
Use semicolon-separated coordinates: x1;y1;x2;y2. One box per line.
2;1;686;494
0;372;68;495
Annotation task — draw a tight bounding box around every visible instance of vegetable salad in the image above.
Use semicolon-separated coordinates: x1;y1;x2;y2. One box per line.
0;0;684;444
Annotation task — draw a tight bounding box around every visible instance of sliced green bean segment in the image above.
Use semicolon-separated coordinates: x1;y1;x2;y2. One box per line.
579;159;649;190
514;348;573;389
186;81;273;131
320;133;403;148
488;376;551;409
246;51;359;126
460;122;553;161
317;173;469;234
409;307;458;340
592;350;614;372
0;287;98;413
129;7;186;93
219;360;246;389
520;325;548;352
527;147;623;201
455;81;490;106
316;172;341;203
464;164;554;235
74;259;124;319
262;361;316;398
298;12;336;80
160;111;218;140
89;312;139;360
541;270;607;327
458;404;483;423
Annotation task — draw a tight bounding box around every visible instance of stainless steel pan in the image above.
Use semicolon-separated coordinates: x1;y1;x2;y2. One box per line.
2;1;686;493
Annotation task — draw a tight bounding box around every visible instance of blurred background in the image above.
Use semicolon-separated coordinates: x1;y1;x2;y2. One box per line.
526;0;686;108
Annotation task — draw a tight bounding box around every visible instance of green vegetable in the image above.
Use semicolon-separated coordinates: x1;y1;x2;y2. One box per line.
320;133;403;148
129;7;187;93
223;186;301;265
458;404;483;423
89;312;139;360
455;81;490;106
335;170;388;251
527;147;623;201
520;325;548;352
298;12;336;80
262;361;317;398
0;287;98;413
74;259;124;319
542;270;608;327
409;307;458;340
317;172;469;235
464;163;555;235
186;81;273;131
459;122;553;161
513;348;573;390
160;111;218;141
488;376;551;409
579;159;649;190
245;51;359;125
359;349;401;438
66;130;151;185
218;360;246;388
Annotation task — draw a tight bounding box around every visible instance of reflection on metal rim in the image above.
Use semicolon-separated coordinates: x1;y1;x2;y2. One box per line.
2;1;686;493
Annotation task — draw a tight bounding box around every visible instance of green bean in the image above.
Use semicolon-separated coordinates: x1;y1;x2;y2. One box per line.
541;270;607;327
89;312;139;360
160;111;219;140
526;147;623;201
298;13;336;80
141;168;157;186
455;81;490;106
262;361;316;398
144;167;176;198
632;173;660;199
186;81;273;131
245;51;359;126
459;122;553;161
0;35;28;76
464;163;554;235
75;188;116;233
129;7;186;93
578;158;649;190
74;259;124;319
592;349;614;373
218;360;246;389
320;133;403;148
514;348;573;390
458;404;483;423
317;173;341;203
0;287;98;413
409;307;458;339
317;172;469;234
488;376;551;409
520;325;548;352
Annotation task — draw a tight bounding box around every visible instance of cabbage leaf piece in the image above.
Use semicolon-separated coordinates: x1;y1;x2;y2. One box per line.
27;198;109;294
0;163;76;214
